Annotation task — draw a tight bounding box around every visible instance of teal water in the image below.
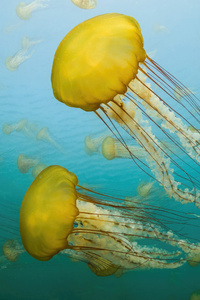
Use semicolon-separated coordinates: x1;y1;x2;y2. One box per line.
1;0;200;299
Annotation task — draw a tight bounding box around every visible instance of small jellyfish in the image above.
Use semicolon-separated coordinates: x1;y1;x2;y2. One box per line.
36;127;66;154
188;253;200;267
16;0;49;20
21;36;42;51
2;119;28;135
17;154;38;174
190;290;200;300
102;136;146;160
3;240;24;262
5;50;32;71
71;0;97;9
32;164;47;178
5;36;41;71
137;181;154;198
84;131;108;156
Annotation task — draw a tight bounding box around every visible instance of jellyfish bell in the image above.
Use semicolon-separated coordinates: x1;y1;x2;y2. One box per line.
190;289;200;300
71;0;97;9
3;240;22;262
5;50;32;71
51;13;200;208
2;123;13;135
16;0;48;20
20;165;79;261
17;154;38;174
19;165;200;276
137;181;154;198
84;131;108;156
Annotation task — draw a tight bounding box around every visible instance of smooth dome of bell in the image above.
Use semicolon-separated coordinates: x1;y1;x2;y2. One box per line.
19;165;79;261
51;13;146;111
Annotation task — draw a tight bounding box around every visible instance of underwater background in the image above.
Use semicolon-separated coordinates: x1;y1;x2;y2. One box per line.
1;0;200;299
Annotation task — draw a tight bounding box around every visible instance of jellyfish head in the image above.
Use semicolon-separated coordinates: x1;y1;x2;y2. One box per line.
2;123;13;135
19;165;79;261
17;154;38;173
16;119;28;132
3;240;21;262
102;136;116;160
137;181;154;198
16;1;48;20
36;127;50;141
71;0;97;9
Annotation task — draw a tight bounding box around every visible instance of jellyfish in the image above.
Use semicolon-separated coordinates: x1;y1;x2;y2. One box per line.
190;290;200;300
137;181;154;198
5;50;32;71
3;240;24;262
32;163;47;178
51;13;200;208
17;154;38;174
16;0;49;20
71;0;97;9
84;131;109;156
2;119;28;135
19;165;200;276
21;36;42;51
36;127;66;154
102;136;146;160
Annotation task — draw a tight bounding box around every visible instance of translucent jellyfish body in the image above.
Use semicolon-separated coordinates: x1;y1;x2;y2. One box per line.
17;154;38;174
51;13;200;208
36;127;66;154
20;165;200;276
16;0;49;20
2;119;28;135
190;290;200;300
137;181;154;198
5;36;42;71
71;0;97;9
84;131;108;156
3;240;24;262
102;136;146;160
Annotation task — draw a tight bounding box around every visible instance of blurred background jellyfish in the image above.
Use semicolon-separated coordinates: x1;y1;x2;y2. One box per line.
5;49;32;71
36;127;66;154
2;119;28;135
32;163;47;178
51;13;200;207
137;181;154;198
5;36;41;71
101;136;146;160
19;165;200;276
3;240;24;262
153;23;169;34
17;154;38;174
21;36;42;51
84;131;108;156
71;0;97;9
16;0;49;20
189;289;200;300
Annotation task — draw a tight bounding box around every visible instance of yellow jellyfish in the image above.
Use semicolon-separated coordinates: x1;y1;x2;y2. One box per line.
190;290;200;300
84;131;108;156
16;0;48;20
2;119;28;135
71;0;97;9
17;154;38;174
32;163;47;178
3;240;24;262
51;13;200;207
102;136;146;160
137;181;154;198
19;165;200;276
